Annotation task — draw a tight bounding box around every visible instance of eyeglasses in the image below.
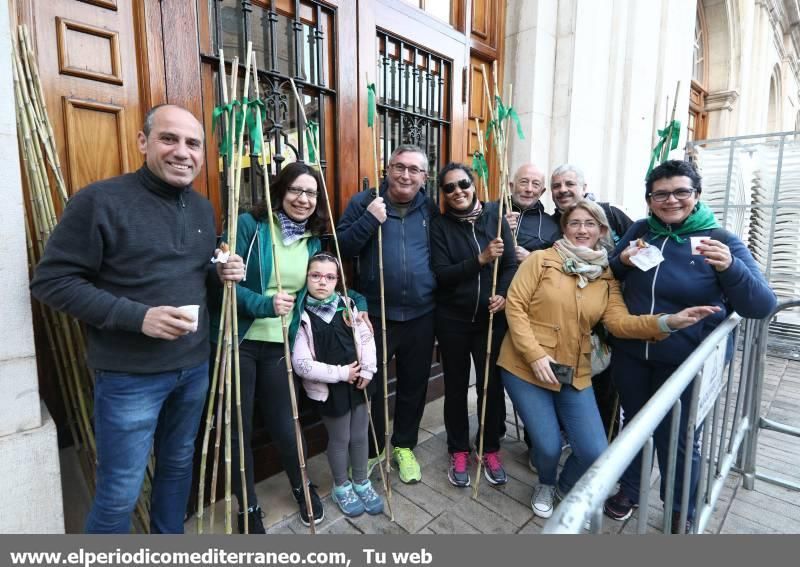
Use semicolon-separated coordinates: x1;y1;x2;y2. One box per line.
287;186;319;199
648;188;695;202
389;163;426;176
566;220;599;230
308;272;338;283
441;178;472;194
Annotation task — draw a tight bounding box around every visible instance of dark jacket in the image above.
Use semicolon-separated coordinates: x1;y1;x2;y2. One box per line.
30;166;218;373
554;202;633;245
484;200;559;252
609;218;776;366
337;183;438;321
209;212;367;346
430;204;518;325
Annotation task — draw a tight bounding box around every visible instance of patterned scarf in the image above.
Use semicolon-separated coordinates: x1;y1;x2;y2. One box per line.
646;202;720;243
553;238;608;289
446;197;483;223
305;293;340;324
277;211;308;245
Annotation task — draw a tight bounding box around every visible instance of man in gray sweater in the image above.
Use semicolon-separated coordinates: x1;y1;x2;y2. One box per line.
31;104;243;533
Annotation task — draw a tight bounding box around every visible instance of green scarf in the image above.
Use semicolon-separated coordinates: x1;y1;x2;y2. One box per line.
646;202;720;243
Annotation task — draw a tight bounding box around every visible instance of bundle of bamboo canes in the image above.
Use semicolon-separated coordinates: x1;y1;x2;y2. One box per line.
473;63;524;499
13;24;152;533
196;44;252;535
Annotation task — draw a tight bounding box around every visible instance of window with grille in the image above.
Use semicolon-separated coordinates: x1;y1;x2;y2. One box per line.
375;31;452;198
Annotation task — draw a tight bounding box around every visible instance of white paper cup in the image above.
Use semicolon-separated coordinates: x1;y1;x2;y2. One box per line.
690;236;705;255
177;304;200;332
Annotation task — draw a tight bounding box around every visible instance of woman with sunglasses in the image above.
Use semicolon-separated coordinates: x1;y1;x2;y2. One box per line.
497;198;719;523
209;162;367;532
430;162;518;488
602;160;775;533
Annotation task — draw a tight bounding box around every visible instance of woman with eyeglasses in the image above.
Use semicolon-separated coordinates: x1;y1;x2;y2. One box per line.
602;160;775;533
496;199;719;522
429;162;518;488
209;162;365;532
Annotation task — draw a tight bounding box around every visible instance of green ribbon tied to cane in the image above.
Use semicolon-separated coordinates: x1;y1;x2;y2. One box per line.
485;95;525;143
305;120;319;165
212;98;269;158
472;151;489;185
367;83;377;128
647;119;681;176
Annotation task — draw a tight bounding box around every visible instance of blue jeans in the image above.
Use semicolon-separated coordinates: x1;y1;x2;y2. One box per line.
501;369;607;493
86;362;209;533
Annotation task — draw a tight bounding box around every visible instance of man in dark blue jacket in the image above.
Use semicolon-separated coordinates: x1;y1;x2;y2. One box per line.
337;144;438;484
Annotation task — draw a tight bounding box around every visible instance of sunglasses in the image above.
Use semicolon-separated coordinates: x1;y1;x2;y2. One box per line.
441;178;472;194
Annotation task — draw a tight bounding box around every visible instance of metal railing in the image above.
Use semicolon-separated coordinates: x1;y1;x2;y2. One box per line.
543;314;758;534
742;299;800;492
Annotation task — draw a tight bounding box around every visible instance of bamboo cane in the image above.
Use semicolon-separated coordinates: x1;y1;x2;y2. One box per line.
228;47;251;535
250;69;316;534
197;283;228;533
223;44;254;534
473;85;515;499
366;72;394;516
288;77;395;521
209;338;230;532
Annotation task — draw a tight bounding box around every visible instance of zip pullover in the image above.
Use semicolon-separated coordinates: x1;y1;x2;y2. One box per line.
484;200;559;252
337;183;438;321
430;204;517;324
30;166;217;373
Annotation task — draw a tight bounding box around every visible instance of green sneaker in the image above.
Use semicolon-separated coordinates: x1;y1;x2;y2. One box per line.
392;447;421;484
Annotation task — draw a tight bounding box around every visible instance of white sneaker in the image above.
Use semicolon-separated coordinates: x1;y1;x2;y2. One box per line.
531;484;556;519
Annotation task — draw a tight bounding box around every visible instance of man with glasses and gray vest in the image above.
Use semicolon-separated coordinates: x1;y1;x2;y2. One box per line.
337;144;439;484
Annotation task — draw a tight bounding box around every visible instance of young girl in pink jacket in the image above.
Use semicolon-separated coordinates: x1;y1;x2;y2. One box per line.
292;253;382;517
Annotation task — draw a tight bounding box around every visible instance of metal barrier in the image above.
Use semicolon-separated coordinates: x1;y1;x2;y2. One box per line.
742;299;800;492
543;314;757;534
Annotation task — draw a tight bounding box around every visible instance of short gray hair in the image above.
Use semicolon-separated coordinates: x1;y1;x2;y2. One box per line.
551;163;586;188
389;144;429;171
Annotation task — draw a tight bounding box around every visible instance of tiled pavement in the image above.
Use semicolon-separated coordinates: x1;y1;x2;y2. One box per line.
187;355;800;534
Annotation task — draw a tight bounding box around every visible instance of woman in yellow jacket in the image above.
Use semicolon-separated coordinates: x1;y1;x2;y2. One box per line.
497;200;718;520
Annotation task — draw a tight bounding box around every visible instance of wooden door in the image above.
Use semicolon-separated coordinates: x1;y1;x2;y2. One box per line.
18;0;147;209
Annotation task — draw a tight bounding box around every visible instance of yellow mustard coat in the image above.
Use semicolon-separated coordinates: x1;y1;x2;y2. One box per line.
497;247;667;392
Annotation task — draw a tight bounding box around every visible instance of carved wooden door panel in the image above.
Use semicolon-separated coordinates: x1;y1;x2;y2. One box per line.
22;0;145;208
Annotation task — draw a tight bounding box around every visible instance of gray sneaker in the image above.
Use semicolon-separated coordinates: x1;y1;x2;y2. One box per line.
531;484;556;519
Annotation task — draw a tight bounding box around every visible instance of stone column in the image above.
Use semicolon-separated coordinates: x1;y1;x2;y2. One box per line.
0;10;65;533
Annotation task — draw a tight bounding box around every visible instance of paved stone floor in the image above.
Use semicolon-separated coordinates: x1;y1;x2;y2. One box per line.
187;355;800;535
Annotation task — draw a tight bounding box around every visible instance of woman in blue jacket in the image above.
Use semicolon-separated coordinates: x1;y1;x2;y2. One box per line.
602;160;776;533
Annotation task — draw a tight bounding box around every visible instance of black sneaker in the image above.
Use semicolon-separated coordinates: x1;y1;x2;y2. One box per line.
603;489;638;521
237;505;266;534
670;514;693;535
292;483;324;526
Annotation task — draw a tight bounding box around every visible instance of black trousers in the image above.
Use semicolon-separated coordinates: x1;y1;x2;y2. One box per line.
368;311;435;457
436;314;504;454
230;340;305;509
